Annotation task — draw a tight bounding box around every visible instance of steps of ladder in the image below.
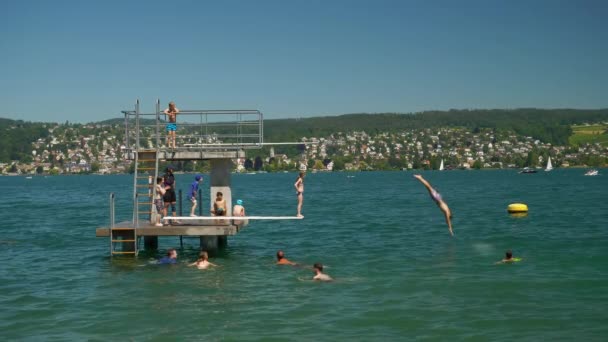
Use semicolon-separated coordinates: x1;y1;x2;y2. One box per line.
138;202;153;205
112;239;136;243
137;167;156;171
138;159;156;162
111;228;137;231
136;184;153;188
111;251;137;255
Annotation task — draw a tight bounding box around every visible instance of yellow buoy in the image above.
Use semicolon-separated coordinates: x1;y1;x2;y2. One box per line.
507;203;528;213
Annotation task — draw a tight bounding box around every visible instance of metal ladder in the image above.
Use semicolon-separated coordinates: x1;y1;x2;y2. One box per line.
109;193;138;256
133;149;160;227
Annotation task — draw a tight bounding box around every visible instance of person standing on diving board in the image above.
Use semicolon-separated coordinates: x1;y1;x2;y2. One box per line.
413;174;453;236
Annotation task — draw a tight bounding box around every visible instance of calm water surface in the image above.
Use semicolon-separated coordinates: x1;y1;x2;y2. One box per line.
0;170;607;340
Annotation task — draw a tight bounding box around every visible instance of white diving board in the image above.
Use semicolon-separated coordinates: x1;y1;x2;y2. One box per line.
162;216;303;220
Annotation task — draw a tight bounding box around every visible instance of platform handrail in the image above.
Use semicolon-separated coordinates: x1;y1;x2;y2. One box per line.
121;103;264;152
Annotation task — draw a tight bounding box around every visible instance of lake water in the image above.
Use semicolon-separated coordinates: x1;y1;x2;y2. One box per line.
1;169;607;340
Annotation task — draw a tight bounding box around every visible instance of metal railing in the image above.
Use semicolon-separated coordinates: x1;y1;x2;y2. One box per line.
109;192;115;254
122;100;264;153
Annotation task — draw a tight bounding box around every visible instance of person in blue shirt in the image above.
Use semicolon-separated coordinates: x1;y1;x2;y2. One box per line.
189;175;203;217
158;249;178;264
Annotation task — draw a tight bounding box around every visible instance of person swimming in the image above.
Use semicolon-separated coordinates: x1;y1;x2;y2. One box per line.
497;249;522;264
312;263;333;281
189;251;218;269
413;174;453;236
276;250;297;265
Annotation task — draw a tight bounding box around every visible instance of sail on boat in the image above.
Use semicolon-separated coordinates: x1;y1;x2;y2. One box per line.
545;156;553;172
439;159;444;171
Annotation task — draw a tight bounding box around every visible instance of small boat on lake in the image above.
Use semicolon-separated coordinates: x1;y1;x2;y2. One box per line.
439;159;444;171
584;169;599;176
519;167;537;174
545;157;553;172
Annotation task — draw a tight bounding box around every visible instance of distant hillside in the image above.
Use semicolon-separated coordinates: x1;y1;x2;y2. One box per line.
0;119;53;162
263;109;608;145
2;108;608;162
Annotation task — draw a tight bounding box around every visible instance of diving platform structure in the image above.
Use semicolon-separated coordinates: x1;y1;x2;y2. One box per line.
97;100;301;256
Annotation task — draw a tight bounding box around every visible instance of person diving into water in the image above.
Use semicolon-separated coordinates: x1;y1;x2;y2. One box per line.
413;174;453;236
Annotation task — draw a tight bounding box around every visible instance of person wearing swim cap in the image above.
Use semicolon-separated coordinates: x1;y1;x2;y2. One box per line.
211;191;227;216
413;174;453;236
233;199;245;217
189;175;203;217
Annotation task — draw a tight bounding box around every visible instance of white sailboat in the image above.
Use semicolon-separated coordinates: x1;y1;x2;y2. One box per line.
439;159;444;171
545;156;553;172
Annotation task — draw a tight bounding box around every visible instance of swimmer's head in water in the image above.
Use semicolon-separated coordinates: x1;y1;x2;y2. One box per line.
236;199;243;205
277;250;284;260
506;250;513;259
313;263;323;272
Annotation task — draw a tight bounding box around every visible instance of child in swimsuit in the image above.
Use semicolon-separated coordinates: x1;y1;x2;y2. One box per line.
163;101;179;148
294;172;305;218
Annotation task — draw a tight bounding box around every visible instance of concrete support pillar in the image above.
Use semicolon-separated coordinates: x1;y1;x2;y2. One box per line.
144;236;158;250
210;159;233;216
200;236;218;251
218;236;228;248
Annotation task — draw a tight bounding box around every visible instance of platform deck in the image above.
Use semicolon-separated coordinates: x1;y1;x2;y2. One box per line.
128;148;245;161
96;220;241;237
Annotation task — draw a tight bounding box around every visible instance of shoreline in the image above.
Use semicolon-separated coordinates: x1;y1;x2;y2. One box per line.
3;165;604;177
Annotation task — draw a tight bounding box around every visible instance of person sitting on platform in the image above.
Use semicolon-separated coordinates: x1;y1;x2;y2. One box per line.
158;249;178;265
189;251;218;270
276;250;297;265
313;263;332;281
189;175;203;217
211;191;227;216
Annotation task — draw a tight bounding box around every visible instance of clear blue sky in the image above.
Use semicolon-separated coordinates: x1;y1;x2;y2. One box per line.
1;0;607;123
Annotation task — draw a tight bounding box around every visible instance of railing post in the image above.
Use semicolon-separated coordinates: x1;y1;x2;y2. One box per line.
109;192;115;254
156;99;160;148
135;99;140;150
178;189;183;216
124;112;129;151
134;193;139;227
198;188;202;216
259;111;264;145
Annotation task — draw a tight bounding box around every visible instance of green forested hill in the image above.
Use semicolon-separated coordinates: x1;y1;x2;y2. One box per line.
0;119;52;162
264;109;608;145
